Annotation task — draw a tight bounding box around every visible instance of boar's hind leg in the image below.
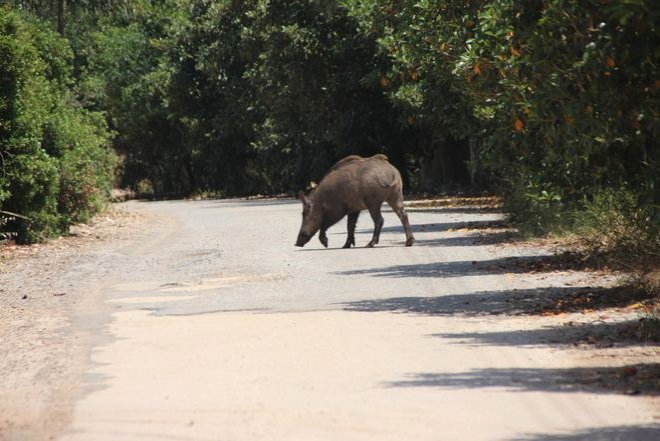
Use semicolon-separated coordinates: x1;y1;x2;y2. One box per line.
343;212;360;248
366;204;384;248
389;198;415;246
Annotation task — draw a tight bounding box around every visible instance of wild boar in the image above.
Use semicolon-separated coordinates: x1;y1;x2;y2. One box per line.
295;154;415;248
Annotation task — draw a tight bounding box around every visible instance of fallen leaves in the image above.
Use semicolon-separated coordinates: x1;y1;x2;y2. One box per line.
628;302;645;310
503;284;656;318
621;366;637;377
407;195;503;210
570;364;659;395
1;208;143;265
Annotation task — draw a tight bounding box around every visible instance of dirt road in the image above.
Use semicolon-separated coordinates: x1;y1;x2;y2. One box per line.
1;199;658;440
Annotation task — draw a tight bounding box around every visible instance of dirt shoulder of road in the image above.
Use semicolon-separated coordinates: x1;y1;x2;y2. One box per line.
0;204;149;441
410;197;660;395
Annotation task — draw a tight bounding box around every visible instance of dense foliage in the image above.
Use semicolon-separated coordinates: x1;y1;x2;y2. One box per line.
164;0;408;194
1;0;658;260
0;7;114;242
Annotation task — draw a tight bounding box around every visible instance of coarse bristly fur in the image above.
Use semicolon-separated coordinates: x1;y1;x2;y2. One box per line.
295;154;414;248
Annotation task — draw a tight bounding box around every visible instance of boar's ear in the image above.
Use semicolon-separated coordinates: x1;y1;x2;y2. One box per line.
298;191;312;208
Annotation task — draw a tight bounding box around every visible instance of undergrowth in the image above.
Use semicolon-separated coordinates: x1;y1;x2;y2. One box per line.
506;188;659;319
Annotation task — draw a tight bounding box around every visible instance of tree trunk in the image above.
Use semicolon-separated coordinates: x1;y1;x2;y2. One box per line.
57;0;65;35
419;136;471;191
469;142;477;186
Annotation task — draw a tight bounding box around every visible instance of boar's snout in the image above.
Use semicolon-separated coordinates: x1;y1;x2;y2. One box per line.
295;231;311;247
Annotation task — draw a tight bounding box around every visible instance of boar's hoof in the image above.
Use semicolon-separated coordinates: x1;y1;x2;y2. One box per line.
319;235;328;248
365;241;376;248
342;238;355;248
405;237;414;247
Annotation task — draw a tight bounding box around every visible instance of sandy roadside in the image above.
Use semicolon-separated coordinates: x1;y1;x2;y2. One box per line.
59;307;659;441
0;206;148;441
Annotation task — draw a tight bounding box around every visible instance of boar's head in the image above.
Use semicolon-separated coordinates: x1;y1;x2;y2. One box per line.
295;191;322;247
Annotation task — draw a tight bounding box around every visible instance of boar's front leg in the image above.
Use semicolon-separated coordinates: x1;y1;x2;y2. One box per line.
319;228;329;248
343;212;360;248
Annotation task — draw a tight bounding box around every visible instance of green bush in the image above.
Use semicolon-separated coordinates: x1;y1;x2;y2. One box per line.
573;189;659;271
0;8;115;243
459;0;659;214
74;1;187;195
51;106;115;227
2;0;658;263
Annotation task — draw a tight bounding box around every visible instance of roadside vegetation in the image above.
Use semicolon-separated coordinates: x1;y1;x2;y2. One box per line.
0;1;657;293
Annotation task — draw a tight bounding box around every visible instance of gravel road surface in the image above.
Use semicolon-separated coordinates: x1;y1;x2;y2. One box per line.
1;199;658;440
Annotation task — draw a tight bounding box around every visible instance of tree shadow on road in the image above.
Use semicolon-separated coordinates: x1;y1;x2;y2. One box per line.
341;286;658;350
432;319;658;348
413;231;519;247
509;424;660;441
350;227;517;247
335;252;605;278
335;258;503;278
357;219;509;235
341;286;653;317
385;364;660;396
